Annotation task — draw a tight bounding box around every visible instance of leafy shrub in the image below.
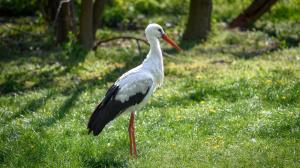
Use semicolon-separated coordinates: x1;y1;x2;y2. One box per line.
102;0;188;29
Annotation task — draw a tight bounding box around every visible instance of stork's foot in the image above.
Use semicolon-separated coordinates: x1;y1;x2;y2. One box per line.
129;112;137;158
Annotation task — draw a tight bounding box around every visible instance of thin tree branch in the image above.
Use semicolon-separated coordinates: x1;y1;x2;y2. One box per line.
136;39;142;56
53;0;71;27
93;36;149;50
228;0;278;29
93;36;175;58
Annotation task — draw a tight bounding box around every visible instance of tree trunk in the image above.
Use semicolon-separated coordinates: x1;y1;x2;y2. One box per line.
93;0;108;38
40;0;76;44
228;0;278;29
79;0;94;49
55;0;76;43
182;0;212;41
40;0;58;24
79;0;108;49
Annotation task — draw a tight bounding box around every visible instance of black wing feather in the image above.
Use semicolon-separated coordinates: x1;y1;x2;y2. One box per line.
87;84;150;136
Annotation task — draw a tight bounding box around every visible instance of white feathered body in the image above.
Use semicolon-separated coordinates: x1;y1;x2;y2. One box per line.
114;39;164;114
88;24;166;135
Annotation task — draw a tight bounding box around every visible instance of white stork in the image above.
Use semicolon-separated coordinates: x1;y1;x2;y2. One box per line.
87;23;181;157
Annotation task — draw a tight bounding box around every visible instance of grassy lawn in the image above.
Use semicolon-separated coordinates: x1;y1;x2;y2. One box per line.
1;1;300;167
1;27;300;167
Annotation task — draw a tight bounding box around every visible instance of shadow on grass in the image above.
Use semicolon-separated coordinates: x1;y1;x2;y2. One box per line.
0;41;145;96
2;38;146;131
3;91;56;124
36;89;82;129
83;153;128;168
82;139;129;168
0;17;54;62
0;17;90;95
30;51;143;131
257;115;300;139
231;49;277;59
179;39;205;51
0;152;3;165
254;24;300;48
183;78;253;103
183;69;300;106
195;44;279;60
0;46;89;95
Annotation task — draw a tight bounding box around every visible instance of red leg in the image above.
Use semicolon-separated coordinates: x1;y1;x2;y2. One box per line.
131;114;137;157
128;112;137;158
128;121;133;156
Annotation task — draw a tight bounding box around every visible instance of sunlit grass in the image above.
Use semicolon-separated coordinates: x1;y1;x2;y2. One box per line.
1;0;300;165
1;24;300;167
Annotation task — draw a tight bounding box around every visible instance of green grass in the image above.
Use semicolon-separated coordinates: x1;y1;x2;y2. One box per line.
1;0;300;166
1;25;300;167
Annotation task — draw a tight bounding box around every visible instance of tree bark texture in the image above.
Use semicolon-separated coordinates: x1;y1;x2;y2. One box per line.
79;0;108;49
228;0;278;29
79;0;94;49
93;0;108;37
40;0;76;44
182;0;212;41
55;0;76;43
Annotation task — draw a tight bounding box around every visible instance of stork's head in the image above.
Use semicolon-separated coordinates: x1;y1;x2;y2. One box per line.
145;23;182;51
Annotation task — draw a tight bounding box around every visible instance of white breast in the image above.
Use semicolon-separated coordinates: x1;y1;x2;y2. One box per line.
115;67;153;97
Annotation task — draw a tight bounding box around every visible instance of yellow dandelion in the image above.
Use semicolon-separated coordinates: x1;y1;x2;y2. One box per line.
176;115;182;121
213;144;220;149
265;79;272;84
196;75;203;80
208;108;216;113
277;80;284;85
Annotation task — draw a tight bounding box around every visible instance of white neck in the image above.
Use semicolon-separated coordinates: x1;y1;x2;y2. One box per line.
142;35;164;86
142;36;163;68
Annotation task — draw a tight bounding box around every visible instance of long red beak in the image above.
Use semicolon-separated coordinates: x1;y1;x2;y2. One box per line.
162;34;182;51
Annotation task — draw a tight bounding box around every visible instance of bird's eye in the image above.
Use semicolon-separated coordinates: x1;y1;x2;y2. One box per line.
157;28;163;34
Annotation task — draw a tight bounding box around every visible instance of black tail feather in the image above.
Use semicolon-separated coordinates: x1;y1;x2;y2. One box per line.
87;83;151;136
87;85;119;136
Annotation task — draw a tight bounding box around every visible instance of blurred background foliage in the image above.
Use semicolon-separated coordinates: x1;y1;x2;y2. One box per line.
0;0;299;92
1;0;300;167
1;0;299;51
1;0;299;23
100;0;188;29
1;0;299;33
